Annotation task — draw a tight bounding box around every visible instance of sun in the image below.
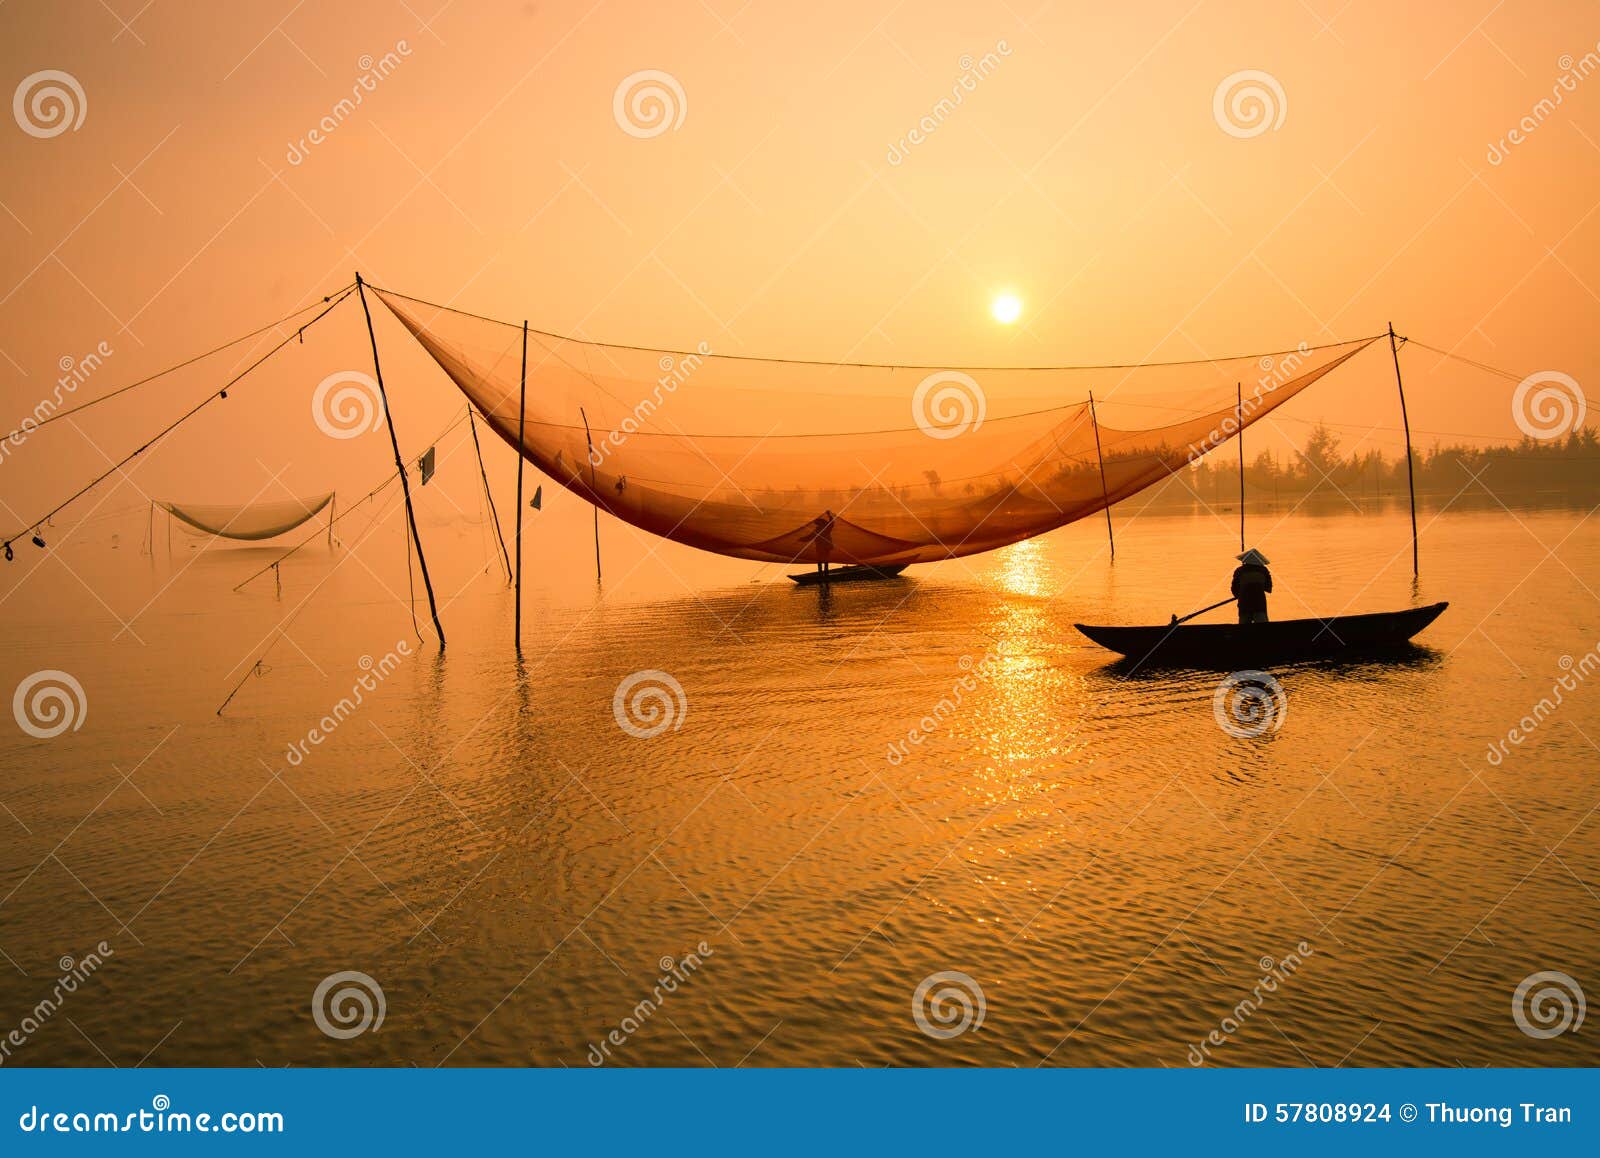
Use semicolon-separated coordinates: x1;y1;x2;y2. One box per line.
991;293;1023;324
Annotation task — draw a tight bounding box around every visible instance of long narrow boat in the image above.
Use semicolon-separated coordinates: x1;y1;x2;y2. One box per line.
1075;602;1449;667
787;563;909;587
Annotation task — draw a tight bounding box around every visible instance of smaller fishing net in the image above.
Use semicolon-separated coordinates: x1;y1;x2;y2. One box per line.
159;492;334;541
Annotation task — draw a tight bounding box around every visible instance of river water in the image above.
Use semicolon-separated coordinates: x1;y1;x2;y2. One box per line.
1;500;1596;1067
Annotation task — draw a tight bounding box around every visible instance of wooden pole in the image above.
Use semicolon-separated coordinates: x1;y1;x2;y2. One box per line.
1088;391;1115;560
515;321;527;651
468;406;511;583
579;406;602;583
356;273;445;649
1388;322;1419;576
1237;381;1245;552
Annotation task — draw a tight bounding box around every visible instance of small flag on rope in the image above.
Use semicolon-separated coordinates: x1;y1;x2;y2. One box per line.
531;485;542;510
418;446;436;486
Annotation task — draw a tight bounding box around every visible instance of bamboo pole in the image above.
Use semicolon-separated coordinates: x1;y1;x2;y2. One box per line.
579;406;602;583
1088;391;1115;560
1388;322;1419;576
1237;381;1245;552
515;321;527;651
356;273;445;649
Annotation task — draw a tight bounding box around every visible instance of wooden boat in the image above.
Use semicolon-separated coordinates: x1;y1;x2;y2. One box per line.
787;563;909;587
1074;601;1449;667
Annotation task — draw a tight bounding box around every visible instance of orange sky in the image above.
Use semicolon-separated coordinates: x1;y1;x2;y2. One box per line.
1;0;1596;517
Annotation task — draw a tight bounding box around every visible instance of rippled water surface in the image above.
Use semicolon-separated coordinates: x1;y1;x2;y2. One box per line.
2;503;1597;1067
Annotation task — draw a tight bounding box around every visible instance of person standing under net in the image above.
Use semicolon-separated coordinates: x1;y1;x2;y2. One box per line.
1232;548;1273;623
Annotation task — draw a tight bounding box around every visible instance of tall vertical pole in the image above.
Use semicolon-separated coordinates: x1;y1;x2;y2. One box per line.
1388;322;1419;576
579;406;603;582
1088;391;1115;561
1237;381;1245;552
515;321;528;652
356;273;445;649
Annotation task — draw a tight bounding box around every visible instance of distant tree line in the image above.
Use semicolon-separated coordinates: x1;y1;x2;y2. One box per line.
1155;423;1600;506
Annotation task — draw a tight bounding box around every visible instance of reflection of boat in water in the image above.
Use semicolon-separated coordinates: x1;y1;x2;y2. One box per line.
787;563;909;587
1074;602;1449;667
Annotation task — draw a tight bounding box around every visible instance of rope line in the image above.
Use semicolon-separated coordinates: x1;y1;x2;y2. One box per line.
3;283;357;443
367;283;1383;373
3;286;357;552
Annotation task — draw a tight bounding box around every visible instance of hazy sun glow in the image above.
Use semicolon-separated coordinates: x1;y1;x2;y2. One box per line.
992;294;1023;324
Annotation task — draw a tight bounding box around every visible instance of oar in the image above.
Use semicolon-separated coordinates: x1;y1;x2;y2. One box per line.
1169;596;1236;626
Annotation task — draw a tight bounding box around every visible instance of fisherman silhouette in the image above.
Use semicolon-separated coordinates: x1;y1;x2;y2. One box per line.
1231;548;1273;623
809;509;836;579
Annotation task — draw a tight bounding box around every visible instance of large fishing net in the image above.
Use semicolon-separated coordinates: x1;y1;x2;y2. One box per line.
375;289;1377;567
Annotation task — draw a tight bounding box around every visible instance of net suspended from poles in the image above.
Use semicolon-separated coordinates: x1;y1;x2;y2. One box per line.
158;493;335;541
374;288;1378;567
